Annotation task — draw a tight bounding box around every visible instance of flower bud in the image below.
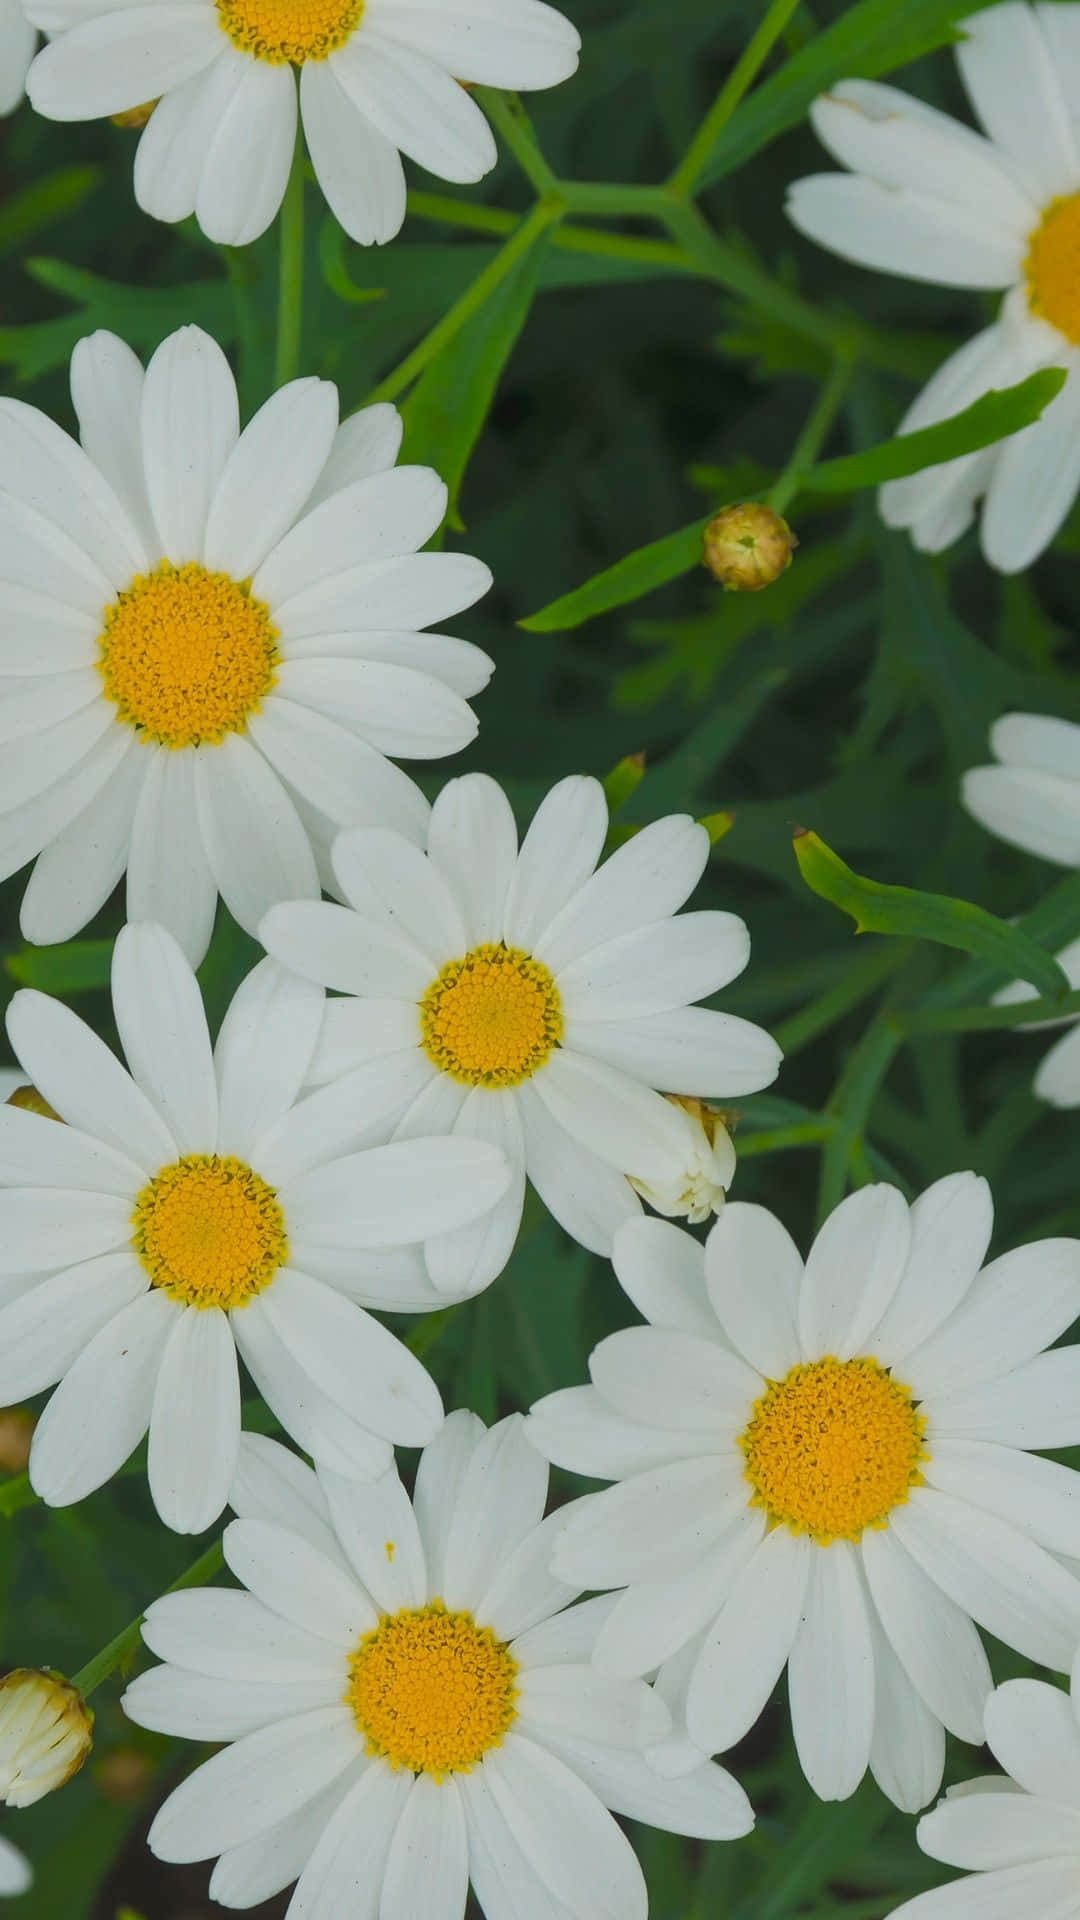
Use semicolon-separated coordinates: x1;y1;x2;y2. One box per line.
5;1085;61;1123
0;1411;33;1477
703;504;796;592
0;1670;93;1807
629;1096;736;1224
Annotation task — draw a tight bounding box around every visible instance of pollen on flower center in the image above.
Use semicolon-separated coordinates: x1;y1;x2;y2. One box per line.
132;1155;288;1310
739;1356;927;1544
1025;191;1080;342
345;1601;518;1776
215;0;364;63
419;943;563;1088
97;562;278;750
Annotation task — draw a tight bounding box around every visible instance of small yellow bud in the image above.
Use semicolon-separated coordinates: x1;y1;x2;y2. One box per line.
111;100;158;129
0;1670;93;1807
0;1410;33;1476
629;1095;736;1225
5;1085;61;1122
703;503;797;592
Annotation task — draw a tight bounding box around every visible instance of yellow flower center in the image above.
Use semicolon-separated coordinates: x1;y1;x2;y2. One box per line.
1025;191;1080;342
345;1602;518;1777
97;562;278;750
739;1356;927;1545
419;943;563;1088
215;0;364;63
132;1155;288;1310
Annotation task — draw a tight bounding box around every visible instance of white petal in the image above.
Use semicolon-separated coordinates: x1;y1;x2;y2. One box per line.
0;1837;29;1897
20;747;145;945
287;1761;410;1920
551;1459;749;1588
381;1771;469;1920
261;898;430;999
274;549;491;639
251;693;435;836
537;815;708;972
518;1664;669;1751
1035;1023;1080;1106
0;1185;131;1272
254;1055;430;1189
195;57;296;247
480;1732;647;1920
232;1299;396;1479
6;985;175;1168
439;1412;549;1612
223;1516;372;1644
193;731;319;939
871;1173;994;1367
300;58;406;245
0;396;146;584
985;1674;1080;1806
215;957;324;1161
330;825;465;960
592;1523;762;1681
705;1201;802;1374
281;1132;509;1247
111;921;217;1152
459;1765;579;1920
147;1305;239;1533
992;711;1080;781
881;1859;1080;1920
126;747;219;969
892;1486;1080;1670
588;1322;758;1433
557;911;750;1023
0;1250;146;1401
0;0;34;116
564;1003;782;1098
424;1088;525;1298
254;1268;443;1445
140;1585;347;1683
880;324;1021;529
0;583;95;676
332;28;497;183
516;1081;640;1257
867;1607;945;1814
140;324;238;564
205;378;338;580
308;996;420;1082
26;6;220;121
788;1543;875;1800
918;1790;1080;1870
786;172;1022;286
981;360;1080;574
509;1593;618;1672
209;1768;364;1911
504;775;607;951
534;1048;691;1183
525;1385;701;1481
905;1238;1080;1399
687;1527;809;1753
254;466;447;608
860;1524;992;1742
927;1345;1080;1448
962;762;1080;865
613;1215;719;1340
0;701;115;818
29;1289;175;1506
365;0;579;88
133;49;246;230
147;1706;360;1862
411;1407;483;1591
798;1183;910;1360
283;655;478;759
477;1501;588;1644
122;1662;339;1741
0;485;113;613
924;1439;1080;1558
307;404;403;507
0;1103;142;1197
539;1729;753;1840
958;0;1079;200
428;771;517;947
229;1430;344;1564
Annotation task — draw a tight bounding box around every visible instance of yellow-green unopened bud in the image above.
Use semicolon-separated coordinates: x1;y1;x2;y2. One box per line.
703;504;797;592
629;1095;736;1224
0;1670;93;1807
0;1410;33;1476
5;1085;62;1122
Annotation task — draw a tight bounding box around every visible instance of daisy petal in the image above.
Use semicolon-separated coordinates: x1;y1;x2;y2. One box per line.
503;775;607;951
552;1460;749;1589
0;396;146;584
424;1088;526;1298
209;1766;363;1910
918;1790;1080;1871
229;1431;343;1562
904;1238;1080;1399
589;1323;759;1432
412;1408;483;1592
195;58;296;247
537;815;708;972
332;30;496;183
204;378;339;580
860;1524;992;1742
260;899;430;999
962;763;1080;866
6;984;174;1167
925;1439;1080;1558
482;1732;648;1920
193;732;319;939
257;1268;443;1445
705;1201;802;1375
0;1250;146;1401
613;1215;718;1340
300;58;407;244
281;1134;510;1246
981;362;1080;574
541;1730;753;1841
122;1663;339;1741
0;1102;142;1197
365;0;579;88
0;1186;131;1272
525;1385;701;1480
429;771;518;947
215;957;323;1161
381;1772;469;1920
439;1413;549;1612
307;404;403;505
927;1345;1080;1449
250;695;435;836
517;1082;640;1257
460;1766;579;1920
786;173;1021;286
274;549;491;638
140;324;238;565
287;1762;410;1920
592;1523;762;1680
126;747;219;968
557;911;750;1024
140;1587;348;1683
222;1517;373;1644
789;1543;875;1801
147;1706;360;1863
20;747;145;945
687;1527;809;1753
147;1306;239;1533
871;1172;993;1368
985;1674;1080;1806
330;825;465;960
798;1183;910;1360
534;1048;689;1183
957;0;1079;200
133;50;246;230
111;922;217;1153
232;1301;394;1479
254;467;447;607
565;1004;782;1098
518;1664;668;1751
29;1289;175;1506
26;6;221;121
318;1462;427;1612
867;1610;945;1814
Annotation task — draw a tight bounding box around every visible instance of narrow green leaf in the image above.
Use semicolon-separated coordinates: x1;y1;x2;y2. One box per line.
317;219;388;305
701;809;735;844
0;166;102;257
802;370;1067;495
5;940;113;993
792;829;1070;1000
520;515;709;633
602;753;647;815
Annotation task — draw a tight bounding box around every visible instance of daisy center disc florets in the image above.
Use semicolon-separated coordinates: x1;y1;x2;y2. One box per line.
419;943;563;1088
132;1155;288;1309
346;1601;519;1776
98;562;278;749
739;1356;926;1544
1025;191;1080;342
215;0;364;63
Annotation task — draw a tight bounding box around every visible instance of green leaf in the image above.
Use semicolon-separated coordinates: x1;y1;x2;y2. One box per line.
0;261;233;383
317;218;388;305
520;515;709;633
5;939;113;993
699;0;998;187
602;752;647;815
0;166;102;258
802;370;1067;495
400;221;551;521
792;829;1071;1000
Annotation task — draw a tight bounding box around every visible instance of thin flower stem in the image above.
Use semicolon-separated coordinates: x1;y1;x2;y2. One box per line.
767;353;857;515
71;1538;225;1700
773;941;912;1057
668;0;804;198
366;197;563;404
817;1015;903;1222
476;88;560;197
275;133;306;390
406;191;693;274
660;198;855;355
736;1121;836;1156
899;985;1080;1034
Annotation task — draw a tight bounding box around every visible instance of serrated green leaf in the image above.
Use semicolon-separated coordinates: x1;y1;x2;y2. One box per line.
5;940;113;993
520;515;709;632
792;829;1070;999
802;369;1067;495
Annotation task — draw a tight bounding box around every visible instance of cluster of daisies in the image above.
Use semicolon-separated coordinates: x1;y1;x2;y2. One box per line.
0;2;1078;1918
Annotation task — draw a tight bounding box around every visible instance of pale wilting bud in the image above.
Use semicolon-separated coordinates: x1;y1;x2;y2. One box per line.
0;1410;33;1476
5;1085;61;1123
0;1670;93;1807
703;503;796;592
629;1096;736;1224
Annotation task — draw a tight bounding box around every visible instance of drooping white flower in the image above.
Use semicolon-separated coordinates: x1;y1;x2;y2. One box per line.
0;1838;30;1898
122;1415;754;1918
528;1181;1080;1812
628;1095;735;1225
25;0;580;247
0;323;493;966
0;1669;93;1808
0;922;511;1532
786;3;1080;571
0;0;34;114
888;1662;1080;1920
260;772;781;1297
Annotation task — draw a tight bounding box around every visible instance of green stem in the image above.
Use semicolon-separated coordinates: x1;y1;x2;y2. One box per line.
773;940;911;1057
275;134;306;389
900;986;1080;1034
558;182;677;218
476;88;560;197
407;191;693;274
71;1539;224;1700
736;1121;836;1156
767;353;856;515
817;1016;902;1222
669;0;804;197
0;1473;36;1519
660;198;855;355
366;198;563;404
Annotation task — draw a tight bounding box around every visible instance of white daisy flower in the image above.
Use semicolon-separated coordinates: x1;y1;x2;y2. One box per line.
260;772;782;1298
888;1663;1080;1920
528;1181;1080;1811
0;922;512;1532
0;1839;30;1899
628;1095;735;1226
786;3;1080;572
0;0;34;115
0;323;493;967
122;1415;754;1917
24;0;580;249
